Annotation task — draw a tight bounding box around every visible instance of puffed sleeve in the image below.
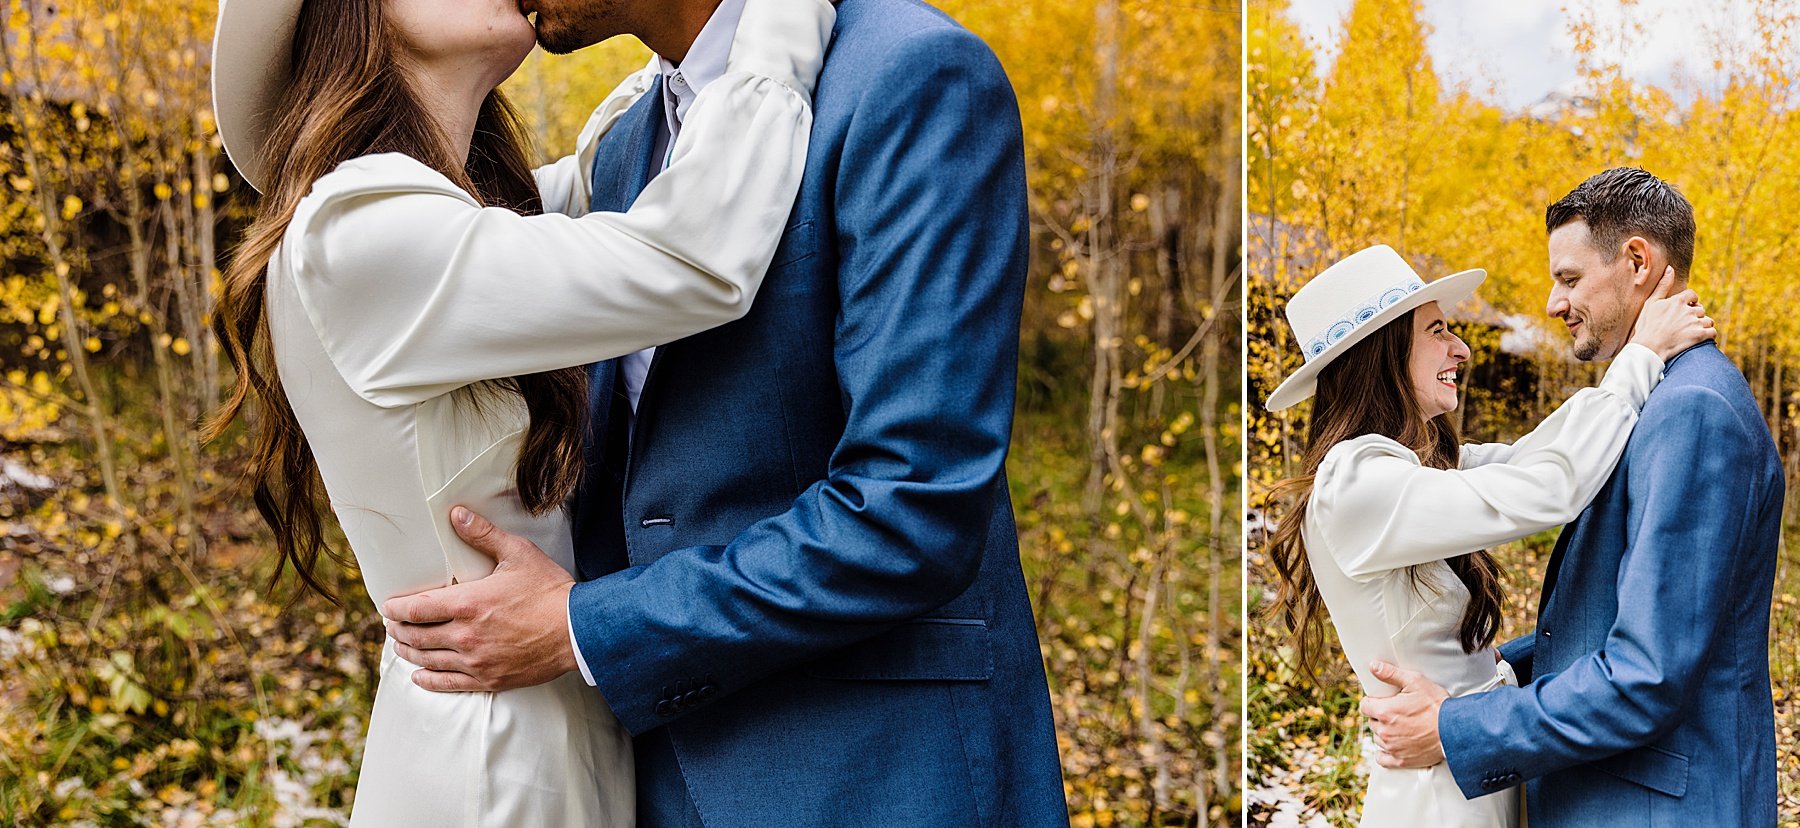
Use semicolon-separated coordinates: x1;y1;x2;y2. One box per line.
1458;441;1514;469
1310;343;1663;580
533;63;661;217
283;0;836;408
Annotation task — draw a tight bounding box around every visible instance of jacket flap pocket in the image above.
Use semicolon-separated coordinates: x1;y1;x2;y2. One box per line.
770;219;817;270
1594;744;1688;798
805;618;993;681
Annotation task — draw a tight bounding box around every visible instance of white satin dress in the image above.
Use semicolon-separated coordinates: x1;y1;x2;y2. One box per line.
261;0;835;823
1302;343;1665;828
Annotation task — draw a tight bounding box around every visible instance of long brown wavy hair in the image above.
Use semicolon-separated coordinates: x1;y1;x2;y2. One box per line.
204;0;588;601
1263;309;1504;682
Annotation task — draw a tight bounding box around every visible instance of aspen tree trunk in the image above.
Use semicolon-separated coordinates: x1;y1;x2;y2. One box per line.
155;190;203;553
167;178;206;405
191;143;221;410
1148;186;1181;418
1082;0;1123;514
1203;138;1238;823
1137;542;1172;815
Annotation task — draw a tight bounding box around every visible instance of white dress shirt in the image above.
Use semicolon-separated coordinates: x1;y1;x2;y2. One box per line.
571;0;752;688
624;0;750;411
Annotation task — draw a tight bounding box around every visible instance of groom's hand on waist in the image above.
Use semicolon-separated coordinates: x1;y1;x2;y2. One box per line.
381;506;577;693
1361;660;1449;769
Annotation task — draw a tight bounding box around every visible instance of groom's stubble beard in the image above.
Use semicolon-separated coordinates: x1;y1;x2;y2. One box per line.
1571;315;1612;362
533;0;626;54
1569;274;1639;363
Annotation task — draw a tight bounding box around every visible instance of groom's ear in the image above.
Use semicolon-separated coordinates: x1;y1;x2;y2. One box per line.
1624;236;1657;288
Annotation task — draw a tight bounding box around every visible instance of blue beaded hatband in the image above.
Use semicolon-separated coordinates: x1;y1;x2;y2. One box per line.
1301;279;1426;361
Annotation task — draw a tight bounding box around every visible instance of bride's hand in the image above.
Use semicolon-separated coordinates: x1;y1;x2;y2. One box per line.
1629;266;1714;361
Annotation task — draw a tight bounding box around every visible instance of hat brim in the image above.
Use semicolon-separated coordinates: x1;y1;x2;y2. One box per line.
1264;268;1486;411
212;0;304;194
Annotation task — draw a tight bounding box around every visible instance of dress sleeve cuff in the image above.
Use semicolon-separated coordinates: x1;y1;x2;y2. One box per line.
1596;342;1664;411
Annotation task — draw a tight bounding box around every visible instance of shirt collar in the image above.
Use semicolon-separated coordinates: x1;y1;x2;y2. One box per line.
655;0;746;126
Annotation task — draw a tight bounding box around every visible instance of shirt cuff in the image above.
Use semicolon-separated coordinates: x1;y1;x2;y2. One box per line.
568;603;597;687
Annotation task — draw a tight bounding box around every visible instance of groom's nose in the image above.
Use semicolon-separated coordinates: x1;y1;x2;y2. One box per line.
1546;285;1569;319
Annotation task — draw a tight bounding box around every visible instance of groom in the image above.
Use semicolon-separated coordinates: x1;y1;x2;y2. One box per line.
381;0;1070;825
1362;168;1781;824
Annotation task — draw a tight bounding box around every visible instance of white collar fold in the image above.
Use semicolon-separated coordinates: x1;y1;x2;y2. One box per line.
655;0;746;124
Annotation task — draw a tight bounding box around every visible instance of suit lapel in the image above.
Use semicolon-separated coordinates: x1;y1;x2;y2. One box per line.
574;80;667;577
1537;522;1574;616
581;82;664;463
589;76;664;214
590;78;674;491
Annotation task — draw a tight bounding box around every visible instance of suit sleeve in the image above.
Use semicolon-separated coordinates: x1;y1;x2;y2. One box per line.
1440;384;1757;797
568;28;1029;734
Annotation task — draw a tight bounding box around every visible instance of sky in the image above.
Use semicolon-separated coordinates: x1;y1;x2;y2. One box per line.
1283;0;1761;111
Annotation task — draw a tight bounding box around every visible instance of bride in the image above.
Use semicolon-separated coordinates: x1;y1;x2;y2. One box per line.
1260;244;1712;826
205;0;832;822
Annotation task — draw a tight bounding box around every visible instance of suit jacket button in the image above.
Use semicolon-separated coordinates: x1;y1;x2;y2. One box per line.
700;684;717;700
655;700;673;717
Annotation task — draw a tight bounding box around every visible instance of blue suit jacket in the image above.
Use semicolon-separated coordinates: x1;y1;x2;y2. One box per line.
566;1;1068;825
1439;343;1781;825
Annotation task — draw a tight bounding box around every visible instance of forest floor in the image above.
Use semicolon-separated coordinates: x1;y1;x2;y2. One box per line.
0;409;1241;826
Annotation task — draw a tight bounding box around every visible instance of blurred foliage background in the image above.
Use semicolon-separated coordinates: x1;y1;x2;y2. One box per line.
1245;0;1800;824
0;0;1241;825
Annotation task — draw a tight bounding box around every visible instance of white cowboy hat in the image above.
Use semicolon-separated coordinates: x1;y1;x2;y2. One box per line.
212;0;304;193
1265;244;1485;411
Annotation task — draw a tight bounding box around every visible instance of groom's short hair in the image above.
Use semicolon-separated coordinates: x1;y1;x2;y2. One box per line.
1546;168;1696;278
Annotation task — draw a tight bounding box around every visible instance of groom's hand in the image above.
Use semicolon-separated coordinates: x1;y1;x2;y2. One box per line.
1361;660;1449;769
381;507;577;692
